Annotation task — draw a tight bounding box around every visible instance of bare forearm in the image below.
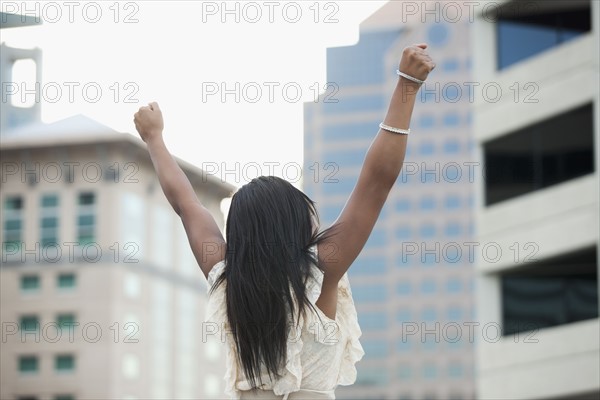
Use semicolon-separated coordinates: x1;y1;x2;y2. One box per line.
145;135;197;216
361;79;420;190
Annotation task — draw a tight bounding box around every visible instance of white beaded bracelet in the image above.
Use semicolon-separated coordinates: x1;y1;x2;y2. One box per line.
396;69;424;85
379;122;410;135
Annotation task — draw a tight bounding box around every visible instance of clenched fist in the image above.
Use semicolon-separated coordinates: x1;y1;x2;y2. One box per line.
134;102;164;143
398;43;435;83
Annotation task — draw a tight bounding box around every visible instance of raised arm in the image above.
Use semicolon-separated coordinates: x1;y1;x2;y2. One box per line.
317;44;435;282
134;102;226;278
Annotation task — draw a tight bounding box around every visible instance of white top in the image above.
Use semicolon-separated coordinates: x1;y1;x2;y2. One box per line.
205;248;364;399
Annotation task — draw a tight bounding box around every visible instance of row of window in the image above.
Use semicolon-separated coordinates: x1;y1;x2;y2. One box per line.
347;254;472;277
323;224;473;247
406;140;471;156
320;141;471;172
352;278;471;301
19;354;75;373
397;277;471;295
396;195;472;211
359;307;470;330
355;362;472;386
319;194;472;225
3;192;96;251
21;273;76;292
19;313;76;332
364;360;468;379
395;223;472;239
17;396;74;400
358;306;472;327
319;54;467;115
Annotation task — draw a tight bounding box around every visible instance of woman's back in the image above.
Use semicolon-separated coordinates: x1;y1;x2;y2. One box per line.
206;246;364;399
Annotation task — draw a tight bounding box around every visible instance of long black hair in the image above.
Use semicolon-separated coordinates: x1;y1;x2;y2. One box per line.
211;176;330;388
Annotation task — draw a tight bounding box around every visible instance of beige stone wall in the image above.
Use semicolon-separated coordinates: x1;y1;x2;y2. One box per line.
1;139;229;399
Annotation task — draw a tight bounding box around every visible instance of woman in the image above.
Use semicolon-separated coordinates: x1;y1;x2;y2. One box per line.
134;44;434;399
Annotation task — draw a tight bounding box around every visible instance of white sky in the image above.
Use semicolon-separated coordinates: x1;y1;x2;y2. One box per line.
2;0;387;188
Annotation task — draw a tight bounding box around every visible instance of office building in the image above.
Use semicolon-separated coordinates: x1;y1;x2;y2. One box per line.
1;119;232;399
304;2;476;398
471;0;599;398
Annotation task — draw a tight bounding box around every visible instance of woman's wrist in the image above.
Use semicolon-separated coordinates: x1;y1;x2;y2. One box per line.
145;131;165;147
395;77;422;97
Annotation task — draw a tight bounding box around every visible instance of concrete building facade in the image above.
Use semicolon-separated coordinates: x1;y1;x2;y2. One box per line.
0;116;232;400
471;0;599;399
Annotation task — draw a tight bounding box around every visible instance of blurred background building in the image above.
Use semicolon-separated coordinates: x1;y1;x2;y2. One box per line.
304;0;599;399
1;12;232;400
0;12;42;132
304;2;476;399
471;0;599;399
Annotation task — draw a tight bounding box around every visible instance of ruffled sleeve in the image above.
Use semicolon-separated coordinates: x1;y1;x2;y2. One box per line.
205;261;241;399
335;273;365;385
304;246;365;387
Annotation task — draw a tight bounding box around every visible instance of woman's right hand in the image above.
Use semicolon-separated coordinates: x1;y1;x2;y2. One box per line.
398;43;436;82
134;102;164;143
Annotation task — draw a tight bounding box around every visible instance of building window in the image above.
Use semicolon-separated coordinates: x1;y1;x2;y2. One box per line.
443;140;461;154
355;366;390;385
20;315;39;332
447;306;463;321
444;222;463;237
53;396;75;400
484;103;594;205
444;195;461;209
397;281;412;295
397;337;412;352
418;114;435;129
77;192;95;245
396;198;411;213
57;314;76;330
419;197;436;210
421;307;437;322
422;363;437;379
397;364;412;381
420;224;436;238
446;277;463;293
358;312;388;330
352;284;388;302
397;309;412;324
447;362;464;379
21;275;40;292
396;226;412;240
57;273;76;289
496;1;591;69
419;142;435;156
420;279;436;294
422;335;438;351
19;355;38;373
502;246;598;336
3;195;23;251
40;194;59;246
55;354;75;372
